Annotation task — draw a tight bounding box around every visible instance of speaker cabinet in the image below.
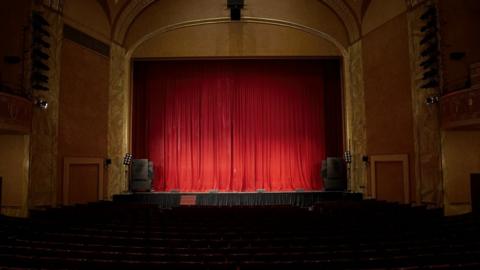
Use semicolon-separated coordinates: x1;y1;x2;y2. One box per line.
321;157;347;191
131;159;153;192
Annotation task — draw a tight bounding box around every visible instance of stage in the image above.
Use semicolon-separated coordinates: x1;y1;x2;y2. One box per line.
112;191;362;208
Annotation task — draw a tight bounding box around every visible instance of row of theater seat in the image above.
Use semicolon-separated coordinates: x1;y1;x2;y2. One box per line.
1;199;479;269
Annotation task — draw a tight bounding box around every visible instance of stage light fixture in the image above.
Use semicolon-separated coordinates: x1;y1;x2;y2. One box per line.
421;43;438;57
31;11;51;92
420;32;436;45
32;84;49;91
425;95;440;105
123;153;133;166
32;49;49;60
418;5;440;91
344;151;352;164
33;60;50;71
422;68;438;80
32;72;49;83
420;6;436;20
227;0;244;20
420;55;437;68
420;20;436;32
33;36;51;48
32;11;50;27
421;79;439;89
34;98;49;110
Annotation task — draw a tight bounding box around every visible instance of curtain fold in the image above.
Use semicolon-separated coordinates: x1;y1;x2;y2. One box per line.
133;60;342;192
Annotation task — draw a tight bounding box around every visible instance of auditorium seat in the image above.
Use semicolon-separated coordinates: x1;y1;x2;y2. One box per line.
1;200;480;269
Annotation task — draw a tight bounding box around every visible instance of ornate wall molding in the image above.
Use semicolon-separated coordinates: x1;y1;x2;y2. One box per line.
113;0;360;46
122;16;365;192
107;43;130;198
111;0;363;196
0;93;32;134
29;6;63;208
126;17;348;56
345;40;367;193
441;87;480;130
406;2;443;206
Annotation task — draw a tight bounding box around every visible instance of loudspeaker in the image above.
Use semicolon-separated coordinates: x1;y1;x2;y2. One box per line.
418;5;439;90
324;178;347;191
31;11;51;91
321;157;347;191
131;159;152;192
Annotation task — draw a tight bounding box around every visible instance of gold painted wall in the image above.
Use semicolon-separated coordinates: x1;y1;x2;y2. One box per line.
438;0;480;93
346;40;367;194
362;13;416;201
0;135;29;217
58;39;110;203
442;131;480;215
112;0;352;199
125;0;350;50
10;0;479;213
362;0;406;35
63;0;111;42
107;44;129;199
0;0;30;90
28;6;63;208
438;0;480;215
133;23;341;58
0;0;31;217
405;1;443;207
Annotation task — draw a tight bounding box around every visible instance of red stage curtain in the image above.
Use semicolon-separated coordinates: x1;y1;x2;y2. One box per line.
133;60;342;192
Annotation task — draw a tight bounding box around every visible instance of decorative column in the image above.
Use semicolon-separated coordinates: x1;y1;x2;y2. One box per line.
345;40;368;194
406;0;443;206
107;44;130;198
28;6;63;208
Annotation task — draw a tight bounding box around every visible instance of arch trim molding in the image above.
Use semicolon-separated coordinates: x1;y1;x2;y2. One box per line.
113;0;360;46
126;17;348;57
321;0;361;42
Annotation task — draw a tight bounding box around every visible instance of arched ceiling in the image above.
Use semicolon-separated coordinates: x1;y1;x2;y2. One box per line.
343;0;372;23
96;0;130;31
95;0;371;46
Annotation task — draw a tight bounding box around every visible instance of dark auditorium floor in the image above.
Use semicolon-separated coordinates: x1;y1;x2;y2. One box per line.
1;200;480;270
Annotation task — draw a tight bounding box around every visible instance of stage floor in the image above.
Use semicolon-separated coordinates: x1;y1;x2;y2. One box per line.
112;191;362;208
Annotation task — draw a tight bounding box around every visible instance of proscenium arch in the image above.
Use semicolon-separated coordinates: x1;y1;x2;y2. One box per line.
124;16;352;154
108;2;362;197
113;0;360;46
126;17;348;57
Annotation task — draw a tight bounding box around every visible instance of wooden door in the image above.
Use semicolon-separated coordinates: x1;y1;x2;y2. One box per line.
369;154;410;204
63;157;104;205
